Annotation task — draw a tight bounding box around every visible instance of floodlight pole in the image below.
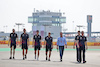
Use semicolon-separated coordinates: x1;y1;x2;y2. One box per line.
15;23;24;38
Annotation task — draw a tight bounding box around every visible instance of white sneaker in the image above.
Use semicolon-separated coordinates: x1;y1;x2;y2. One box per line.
35;56;36;59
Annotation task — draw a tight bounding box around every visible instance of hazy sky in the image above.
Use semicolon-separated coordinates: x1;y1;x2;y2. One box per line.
0;0;100;33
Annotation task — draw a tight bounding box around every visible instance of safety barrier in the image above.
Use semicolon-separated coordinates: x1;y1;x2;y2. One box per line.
0;41;100;46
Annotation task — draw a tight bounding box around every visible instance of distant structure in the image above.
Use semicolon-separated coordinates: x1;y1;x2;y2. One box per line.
28;9;66;39
87;15;92;41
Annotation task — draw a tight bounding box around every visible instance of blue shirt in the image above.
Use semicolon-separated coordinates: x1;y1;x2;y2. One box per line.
57;37;67;46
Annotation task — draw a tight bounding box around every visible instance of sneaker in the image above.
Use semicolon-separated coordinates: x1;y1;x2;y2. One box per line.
9;57;12;59
25;55;27;59
77;59;81;63
78;61;81;63
35;55;36;59
48;59;50;61
13;57;15;59
83;61;86;63
60;59;62;62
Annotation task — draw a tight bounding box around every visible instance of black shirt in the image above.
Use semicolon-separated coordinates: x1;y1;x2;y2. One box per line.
75;35;80;47
21;33;29;44
45;36;53;46
10;33;18;44
33;34;41;46
78;35;87;47
75;35;80;40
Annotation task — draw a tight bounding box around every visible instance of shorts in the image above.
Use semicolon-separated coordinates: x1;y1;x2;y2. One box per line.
10;43;16;49
46;46;52;52
22;44;28;49
34;45;41;50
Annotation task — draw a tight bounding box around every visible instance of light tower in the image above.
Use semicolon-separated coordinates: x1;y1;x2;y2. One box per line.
77;25;85;31
15;23;24;37
87;15;92;41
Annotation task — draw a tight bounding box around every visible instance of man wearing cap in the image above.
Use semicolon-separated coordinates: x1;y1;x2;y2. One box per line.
44;32;53;61
33;30;41;60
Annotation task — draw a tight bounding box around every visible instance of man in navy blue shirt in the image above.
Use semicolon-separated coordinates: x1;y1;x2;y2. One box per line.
45;32;53;61
20;29;29;60
73;31;80;62
77;31;88;63
33;30;41;60
8;29;18;59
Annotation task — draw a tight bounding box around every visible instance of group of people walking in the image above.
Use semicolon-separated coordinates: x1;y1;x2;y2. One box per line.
73;31;88;63
8;28;88;63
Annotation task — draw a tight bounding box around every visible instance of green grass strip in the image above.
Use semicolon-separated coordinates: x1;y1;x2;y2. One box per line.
0;48;100;51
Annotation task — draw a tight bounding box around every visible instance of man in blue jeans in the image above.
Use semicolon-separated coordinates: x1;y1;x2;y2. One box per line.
57;32;67;62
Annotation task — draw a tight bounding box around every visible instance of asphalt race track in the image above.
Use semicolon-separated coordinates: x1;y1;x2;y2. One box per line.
0;45;100;67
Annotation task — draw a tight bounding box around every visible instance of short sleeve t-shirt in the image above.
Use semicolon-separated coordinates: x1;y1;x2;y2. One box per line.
75;35;80;40
10;33;18;44
33;35;41;46
78;36;87;47
21;33;29;45
45;36;53;46
75;35;80;46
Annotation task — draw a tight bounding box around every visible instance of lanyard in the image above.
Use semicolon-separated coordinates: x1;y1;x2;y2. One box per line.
60;38;63;43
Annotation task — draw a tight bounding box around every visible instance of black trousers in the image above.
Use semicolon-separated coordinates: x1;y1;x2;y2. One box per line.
76;48;79;61
79;46;85;62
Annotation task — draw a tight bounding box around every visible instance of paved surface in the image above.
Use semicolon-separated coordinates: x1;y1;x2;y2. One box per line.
0;45;100;67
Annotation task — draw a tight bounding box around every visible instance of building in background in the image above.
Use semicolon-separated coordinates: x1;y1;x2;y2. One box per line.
28;10;66;39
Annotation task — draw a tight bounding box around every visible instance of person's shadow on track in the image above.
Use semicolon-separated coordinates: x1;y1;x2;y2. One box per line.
52;61;61;62
2;58;24;61
27;60;37;61
70;61;81;64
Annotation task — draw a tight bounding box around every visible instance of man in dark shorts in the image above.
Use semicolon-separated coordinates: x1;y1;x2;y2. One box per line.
73;31;80;62
33;30;41;60
77;31;88;63
8;29;18;59
20;29;29;60
45;32;53;61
